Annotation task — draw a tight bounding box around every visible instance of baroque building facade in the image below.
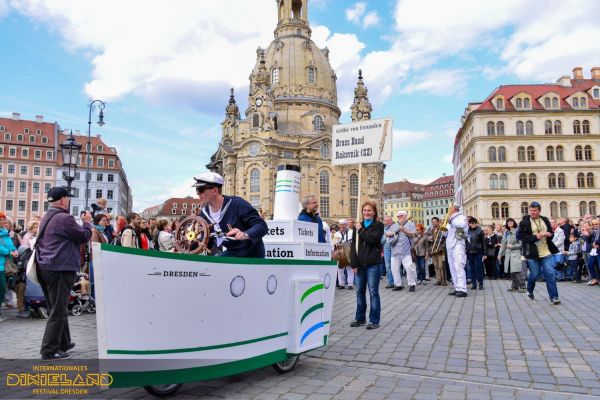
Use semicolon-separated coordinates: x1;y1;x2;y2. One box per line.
382;180;426;225
423;174;454;227
206;0;384;221
455;67;600;225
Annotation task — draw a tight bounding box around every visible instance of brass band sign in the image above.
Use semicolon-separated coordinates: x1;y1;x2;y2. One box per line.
331;118;393;165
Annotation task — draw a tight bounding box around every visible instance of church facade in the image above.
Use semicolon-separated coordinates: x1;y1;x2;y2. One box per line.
206;0;384;221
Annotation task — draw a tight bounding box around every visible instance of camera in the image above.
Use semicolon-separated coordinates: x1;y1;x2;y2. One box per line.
90;203;101;217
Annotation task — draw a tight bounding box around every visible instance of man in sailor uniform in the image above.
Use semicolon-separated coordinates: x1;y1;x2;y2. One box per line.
193;172;268;258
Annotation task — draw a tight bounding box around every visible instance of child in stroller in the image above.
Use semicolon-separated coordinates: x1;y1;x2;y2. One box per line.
69;272;96;316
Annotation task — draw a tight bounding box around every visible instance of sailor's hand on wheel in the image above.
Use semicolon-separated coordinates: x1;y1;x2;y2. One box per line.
227;228;249;240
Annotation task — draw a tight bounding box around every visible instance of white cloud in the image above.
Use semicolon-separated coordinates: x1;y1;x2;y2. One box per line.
402;69;468;96
0;0;8;17
442;153;453;165
392;129;431;149
362;11;380;29
345;2;366;24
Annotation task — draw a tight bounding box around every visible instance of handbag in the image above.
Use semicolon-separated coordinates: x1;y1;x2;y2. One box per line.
4;257;18;276
26;210;61;285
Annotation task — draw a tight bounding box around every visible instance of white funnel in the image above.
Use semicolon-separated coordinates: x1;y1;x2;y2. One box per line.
273;165;301;220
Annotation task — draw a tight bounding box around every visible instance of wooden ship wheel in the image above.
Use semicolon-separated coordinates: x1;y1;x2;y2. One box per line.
174;216;211;254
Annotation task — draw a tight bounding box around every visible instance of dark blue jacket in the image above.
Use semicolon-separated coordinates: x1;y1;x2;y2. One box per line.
36;207;93;272
200;196;268;258
298;209;326;243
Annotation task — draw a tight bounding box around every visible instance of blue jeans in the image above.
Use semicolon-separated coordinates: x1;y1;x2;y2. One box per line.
355;264;381;324
467;252;484;286
383;246;393;286
416;256;426;281
527;255;559;300
570;259;581;281
586;254;599;280
554;254;565;280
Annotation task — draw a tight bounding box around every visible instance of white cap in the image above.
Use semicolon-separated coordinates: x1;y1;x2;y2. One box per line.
397;210;408;216
192;172;224;188
338;218;348;225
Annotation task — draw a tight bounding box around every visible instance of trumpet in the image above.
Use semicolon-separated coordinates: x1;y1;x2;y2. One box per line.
431;209;452;254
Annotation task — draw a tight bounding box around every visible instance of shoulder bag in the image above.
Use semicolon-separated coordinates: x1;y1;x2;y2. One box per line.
26;210;61;285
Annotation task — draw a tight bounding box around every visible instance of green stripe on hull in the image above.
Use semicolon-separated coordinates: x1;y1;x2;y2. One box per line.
100;244;336;266
300;283;324;303
109;349;288;388
300;303;324;324
108;332;288;355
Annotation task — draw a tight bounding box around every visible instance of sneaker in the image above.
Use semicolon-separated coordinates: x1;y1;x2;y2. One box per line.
392;286;404;291
384;284;394;289
366;323;379;330
350;320;366;327
551;298;561;305
455;291;468;297
527;292;534;300
479;285;484;290
408;285;415;292
337;286;345;290
62;342;76;353
347;286;354;290
518;288;526;293
37;308;49;319
41;351;71;361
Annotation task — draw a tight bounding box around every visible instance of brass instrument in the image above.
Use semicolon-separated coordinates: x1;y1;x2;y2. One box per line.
431;209;452;254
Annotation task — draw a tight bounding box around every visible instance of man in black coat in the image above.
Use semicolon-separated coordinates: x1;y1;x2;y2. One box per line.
517;202;561;304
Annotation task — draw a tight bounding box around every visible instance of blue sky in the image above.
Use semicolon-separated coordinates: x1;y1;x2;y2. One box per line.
1;0;599;211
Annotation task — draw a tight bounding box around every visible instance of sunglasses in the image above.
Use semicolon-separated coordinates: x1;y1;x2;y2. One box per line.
196;186;215;194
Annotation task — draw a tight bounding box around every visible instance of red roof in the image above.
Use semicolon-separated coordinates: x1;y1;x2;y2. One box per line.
424;175;454;200
476;78;600;112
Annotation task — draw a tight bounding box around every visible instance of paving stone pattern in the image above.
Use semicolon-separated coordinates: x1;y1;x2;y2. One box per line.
1;278;599;399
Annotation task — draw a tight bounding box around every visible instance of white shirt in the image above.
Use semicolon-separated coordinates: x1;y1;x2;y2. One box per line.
446;212;468;250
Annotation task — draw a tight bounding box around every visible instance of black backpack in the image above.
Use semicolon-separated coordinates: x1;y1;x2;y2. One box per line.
113;227;134;246
16;247;32;283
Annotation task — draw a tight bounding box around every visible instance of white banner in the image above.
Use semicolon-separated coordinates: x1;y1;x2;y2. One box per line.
332;118;393;165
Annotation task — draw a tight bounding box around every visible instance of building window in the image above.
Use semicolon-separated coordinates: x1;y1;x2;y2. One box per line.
590;201;597;215
313;115;325;131
575;145;583;161
582;120;590;134
107;190;114;200
41;137;48;144
18;200;25;211
580;201;587;217
594;88;600;98
544;98;550;108
498;146;506;162
501;202;509;218
554;121;562;134
249;168;260;192
557;173;566;188
496;121;504;135
97;158;104;167
319;170;329;194
5;200;13;211
44;201;48;211
34;150;41;159
320;143;330;159
97;145;104;152
519;174;527;189
587;172;594;188
32;182;39;193
44;183;51;193
307;67;316;84
552;97;559;108
4;133;10;140
546;146;554;161
560;201;568;218
524;98;530;108
548;173;557;188
516;98;522;109
525;121;533;135
527;146;535;161
72;187;79;198
96;173;103;182
496;98;503;109
108;159;115;168
488;147;497;162
550;202;558;218
9;147;16;157
108;174;114;182
499;174;508;189
518;146;526;161
17;134;23;141
319;196;329;218
573;97;579;108
491;202;500;219
577;173;585;188
32;201;39;212
33;166;40;176
490;174;498;190
7;164;15;174
487;121;495;136
556;146;564;161
45;167;52;177
521;202;529;216
544;120;553;134
252;113;260;128
6;181;14;192
528;173;537;189
22;148;29;158
96;189;102;198
585;145;592;160
19;181;26;193
271;68;279;85
516;121;524;135
46;150;53;160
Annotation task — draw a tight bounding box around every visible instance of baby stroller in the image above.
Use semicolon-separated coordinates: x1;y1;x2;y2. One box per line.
24;276;49;319
68;272;96;316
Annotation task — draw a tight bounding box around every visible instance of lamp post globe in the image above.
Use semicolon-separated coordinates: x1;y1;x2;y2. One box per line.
60;130;82;196
86;99;106;210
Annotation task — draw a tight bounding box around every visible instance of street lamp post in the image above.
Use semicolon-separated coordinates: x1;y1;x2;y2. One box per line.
60;130;82;196
86;99;106;210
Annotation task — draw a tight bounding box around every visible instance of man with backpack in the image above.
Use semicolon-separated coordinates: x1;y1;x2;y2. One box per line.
118;213;140;248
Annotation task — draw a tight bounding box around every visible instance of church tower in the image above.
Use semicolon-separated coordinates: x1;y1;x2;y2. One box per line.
207;0;384;221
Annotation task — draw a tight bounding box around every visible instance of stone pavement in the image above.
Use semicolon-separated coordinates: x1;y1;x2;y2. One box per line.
1;278;599;399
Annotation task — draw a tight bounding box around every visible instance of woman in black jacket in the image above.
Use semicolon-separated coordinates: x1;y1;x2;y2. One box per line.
349;200;384;330
483;225;499;280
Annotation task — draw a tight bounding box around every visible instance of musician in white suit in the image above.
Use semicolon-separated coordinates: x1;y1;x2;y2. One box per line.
446;203;469;297
386;211;418;292
333;219;354;289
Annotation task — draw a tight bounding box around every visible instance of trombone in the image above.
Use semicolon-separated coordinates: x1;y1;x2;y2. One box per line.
431;208;452;254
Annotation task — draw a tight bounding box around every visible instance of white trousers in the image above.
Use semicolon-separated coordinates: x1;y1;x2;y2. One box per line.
447;244;467;292
337;266;355;287
391;253;416;287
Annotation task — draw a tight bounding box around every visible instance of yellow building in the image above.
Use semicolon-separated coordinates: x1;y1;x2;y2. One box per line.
383;180;426;225
206;0;384;222
455;67;600;225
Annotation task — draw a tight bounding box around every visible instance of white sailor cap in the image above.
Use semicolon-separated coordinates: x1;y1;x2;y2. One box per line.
397;210;408;216
338;218;348;225
192;172;224;188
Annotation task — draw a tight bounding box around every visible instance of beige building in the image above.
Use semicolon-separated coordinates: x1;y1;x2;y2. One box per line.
206;0;384;222
455;67;600;225
382;180;426;225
